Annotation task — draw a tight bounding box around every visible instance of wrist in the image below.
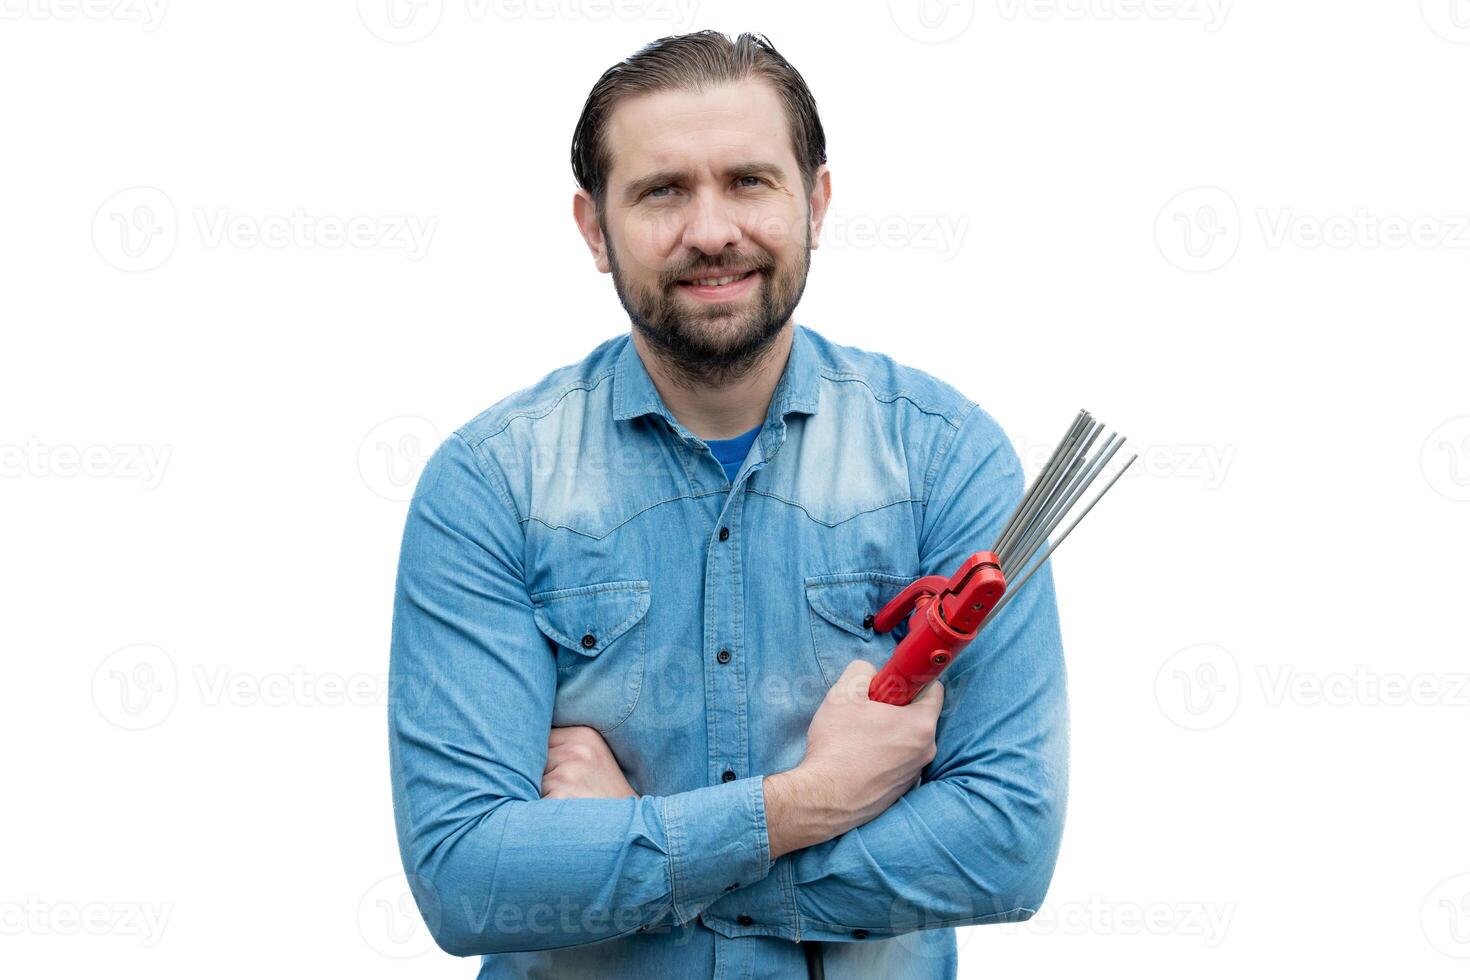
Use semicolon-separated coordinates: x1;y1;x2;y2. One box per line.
762;765;848;860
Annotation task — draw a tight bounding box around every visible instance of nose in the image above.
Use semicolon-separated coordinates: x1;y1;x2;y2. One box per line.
680;186;744;257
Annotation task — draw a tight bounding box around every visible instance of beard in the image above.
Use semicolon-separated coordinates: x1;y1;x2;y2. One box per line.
604;217;811;389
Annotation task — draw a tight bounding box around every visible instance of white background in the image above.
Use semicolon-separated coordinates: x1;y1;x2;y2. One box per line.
3;1;1468;977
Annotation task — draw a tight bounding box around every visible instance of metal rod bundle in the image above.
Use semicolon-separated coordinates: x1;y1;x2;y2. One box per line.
986;409;1137;619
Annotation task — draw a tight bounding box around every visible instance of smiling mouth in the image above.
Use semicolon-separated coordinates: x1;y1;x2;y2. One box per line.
676;270;758;287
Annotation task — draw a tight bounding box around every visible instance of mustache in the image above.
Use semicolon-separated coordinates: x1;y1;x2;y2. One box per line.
664;257;771;285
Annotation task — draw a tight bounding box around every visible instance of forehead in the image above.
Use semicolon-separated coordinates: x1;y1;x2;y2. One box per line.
604;79;794;184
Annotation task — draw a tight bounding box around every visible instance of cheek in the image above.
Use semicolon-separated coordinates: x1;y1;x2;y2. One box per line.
629;211;683;265
747;205;805;255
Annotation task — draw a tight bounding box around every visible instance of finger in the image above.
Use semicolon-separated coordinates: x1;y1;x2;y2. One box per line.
912;678;945;713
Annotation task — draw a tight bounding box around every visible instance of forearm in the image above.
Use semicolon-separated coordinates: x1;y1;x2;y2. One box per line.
394;770;772;955
762;769;849;861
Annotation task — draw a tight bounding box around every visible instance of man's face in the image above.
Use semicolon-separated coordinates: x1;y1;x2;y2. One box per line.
577;79;829;384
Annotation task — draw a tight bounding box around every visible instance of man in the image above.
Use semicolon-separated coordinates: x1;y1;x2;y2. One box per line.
389;30;1068;979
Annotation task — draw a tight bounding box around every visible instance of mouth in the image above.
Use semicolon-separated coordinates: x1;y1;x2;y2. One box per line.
674;268;760;303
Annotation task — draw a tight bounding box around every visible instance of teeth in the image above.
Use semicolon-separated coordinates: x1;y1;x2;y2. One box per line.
688;272;749;287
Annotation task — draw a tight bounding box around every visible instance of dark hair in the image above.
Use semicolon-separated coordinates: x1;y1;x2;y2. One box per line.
570;30;826;212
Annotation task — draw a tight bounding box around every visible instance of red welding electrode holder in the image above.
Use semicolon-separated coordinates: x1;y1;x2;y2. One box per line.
866;551;1007;706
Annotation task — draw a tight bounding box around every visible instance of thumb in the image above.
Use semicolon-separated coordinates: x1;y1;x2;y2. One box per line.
831;658;876;704
912;678;946;714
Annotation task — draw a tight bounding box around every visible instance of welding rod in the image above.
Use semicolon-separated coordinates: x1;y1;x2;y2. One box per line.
989;410;1136;615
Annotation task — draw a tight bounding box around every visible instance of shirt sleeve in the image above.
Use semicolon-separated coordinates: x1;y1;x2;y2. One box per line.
697;402;1069;943
389;432;773;957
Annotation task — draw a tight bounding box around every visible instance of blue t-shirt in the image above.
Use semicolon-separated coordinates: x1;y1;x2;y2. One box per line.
705;423;763;482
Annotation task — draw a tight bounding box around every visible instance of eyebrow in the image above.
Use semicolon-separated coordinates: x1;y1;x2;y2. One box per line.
621;161;789;203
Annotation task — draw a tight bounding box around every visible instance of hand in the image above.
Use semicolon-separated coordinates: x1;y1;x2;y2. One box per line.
765;659;943;858
541;726;637;800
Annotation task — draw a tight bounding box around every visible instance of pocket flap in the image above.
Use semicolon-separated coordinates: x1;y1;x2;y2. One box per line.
532;580;651;657
803;571;915;638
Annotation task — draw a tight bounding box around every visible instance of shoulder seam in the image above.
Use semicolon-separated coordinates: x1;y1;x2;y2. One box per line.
817;368;967;426
462;368;617;447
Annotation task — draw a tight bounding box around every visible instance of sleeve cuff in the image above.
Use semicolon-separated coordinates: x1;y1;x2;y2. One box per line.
664;775;772;925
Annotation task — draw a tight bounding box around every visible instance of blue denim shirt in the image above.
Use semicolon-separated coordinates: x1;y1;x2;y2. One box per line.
388;324;1068;979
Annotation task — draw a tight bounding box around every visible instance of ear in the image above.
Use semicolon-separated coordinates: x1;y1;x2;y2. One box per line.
806;165;832;249
572;189;611;274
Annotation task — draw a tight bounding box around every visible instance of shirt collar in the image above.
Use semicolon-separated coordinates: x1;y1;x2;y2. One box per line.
611;323;821;428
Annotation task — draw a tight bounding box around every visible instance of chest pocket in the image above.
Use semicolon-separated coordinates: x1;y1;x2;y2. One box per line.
531;579;650;734
804;571;917;687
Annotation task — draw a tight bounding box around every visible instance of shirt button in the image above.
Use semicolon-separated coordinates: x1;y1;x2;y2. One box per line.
717;648;731;664
718;526;730;541
852;929;869;939
580;633;597;649
862;613;875;630
737;914;754;926
722;769;736;782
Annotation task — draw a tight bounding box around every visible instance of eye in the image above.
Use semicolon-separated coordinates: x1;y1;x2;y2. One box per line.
736;175;766;189
645;185;677;200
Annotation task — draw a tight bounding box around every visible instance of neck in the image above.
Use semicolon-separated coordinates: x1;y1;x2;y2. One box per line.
631;321;794;440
